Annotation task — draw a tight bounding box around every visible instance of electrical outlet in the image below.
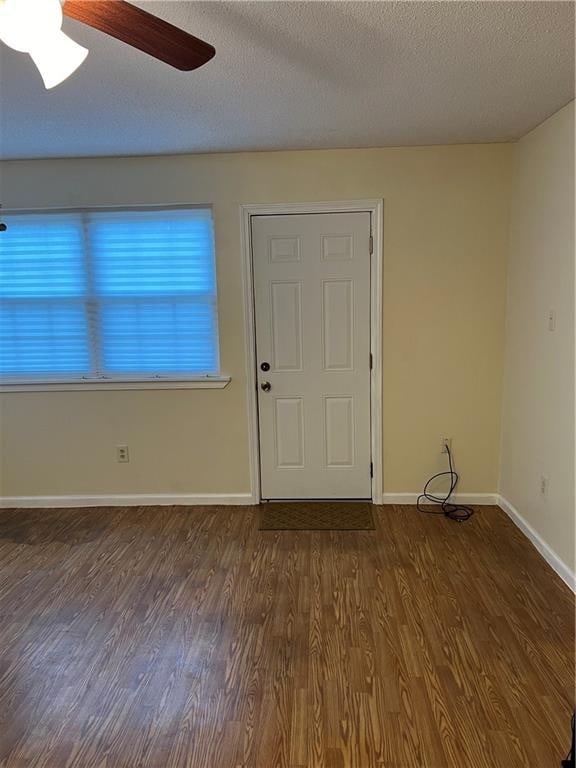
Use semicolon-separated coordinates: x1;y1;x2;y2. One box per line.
540;474;549;497
441;437;452;454
117;445;129;463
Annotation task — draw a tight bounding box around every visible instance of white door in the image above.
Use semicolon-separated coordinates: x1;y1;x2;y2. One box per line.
252;212;372;499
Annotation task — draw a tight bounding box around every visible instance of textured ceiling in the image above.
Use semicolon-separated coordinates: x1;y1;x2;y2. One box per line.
0;1;574;159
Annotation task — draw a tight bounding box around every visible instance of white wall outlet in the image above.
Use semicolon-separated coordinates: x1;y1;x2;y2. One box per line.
540;474;549;497
441;437;452;454
547;309;556;332
117;445;129;463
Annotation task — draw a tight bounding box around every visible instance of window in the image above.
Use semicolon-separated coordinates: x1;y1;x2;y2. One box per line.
0;207;225;388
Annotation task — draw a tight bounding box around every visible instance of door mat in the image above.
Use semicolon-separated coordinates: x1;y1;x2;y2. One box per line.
259;501;375;530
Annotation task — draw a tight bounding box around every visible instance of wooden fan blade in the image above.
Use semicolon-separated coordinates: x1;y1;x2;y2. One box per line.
62;0;215;71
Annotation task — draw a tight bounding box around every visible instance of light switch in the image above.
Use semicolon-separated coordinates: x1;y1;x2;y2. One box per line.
547;309;556;332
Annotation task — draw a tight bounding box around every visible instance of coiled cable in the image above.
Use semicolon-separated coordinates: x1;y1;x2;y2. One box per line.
417;443;474;522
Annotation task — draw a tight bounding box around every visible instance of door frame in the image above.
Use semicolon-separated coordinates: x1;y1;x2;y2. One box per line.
240;200;384;504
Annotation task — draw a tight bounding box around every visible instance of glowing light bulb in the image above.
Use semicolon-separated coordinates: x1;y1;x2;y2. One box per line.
0;0;88;89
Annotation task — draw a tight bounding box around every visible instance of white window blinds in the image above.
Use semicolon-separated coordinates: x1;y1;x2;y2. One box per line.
0;207;220;382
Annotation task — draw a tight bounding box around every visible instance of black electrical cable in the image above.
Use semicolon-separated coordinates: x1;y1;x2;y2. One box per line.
561;712;575;767
417;443;474;522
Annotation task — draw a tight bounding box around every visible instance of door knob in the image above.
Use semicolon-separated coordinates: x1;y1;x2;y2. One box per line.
260;381;271;392
260;361;270;372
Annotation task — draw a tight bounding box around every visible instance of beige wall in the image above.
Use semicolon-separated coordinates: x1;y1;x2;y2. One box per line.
500;101;575;571
0;144;512;498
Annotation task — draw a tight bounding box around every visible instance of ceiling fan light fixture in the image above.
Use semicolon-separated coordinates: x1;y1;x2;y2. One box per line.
0;0;88;88
29;30;88;89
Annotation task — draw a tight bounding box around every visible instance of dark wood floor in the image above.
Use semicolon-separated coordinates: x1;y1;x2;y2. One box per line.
0;504;573;768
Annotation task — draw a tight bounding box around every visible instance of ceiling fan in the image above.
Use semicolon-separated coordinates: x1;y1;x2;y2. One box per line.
0;0;215;89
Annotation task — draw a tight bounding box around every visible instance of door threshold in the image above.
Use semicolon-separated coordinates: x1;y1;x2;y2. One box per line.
261;498;373;503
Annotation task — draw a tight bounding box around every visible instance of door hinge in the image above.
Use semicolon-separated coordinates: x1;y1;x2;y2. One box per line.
369;353;373;370
369;234;373;255
370;462;373;478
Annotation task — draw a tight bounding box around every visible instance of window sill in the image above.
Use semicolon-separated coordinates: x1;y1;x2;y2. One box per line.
0;376;231;392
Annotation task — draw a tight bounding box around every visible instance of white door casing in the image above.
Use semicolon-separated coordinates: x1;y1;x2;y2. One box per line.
251;212;372;499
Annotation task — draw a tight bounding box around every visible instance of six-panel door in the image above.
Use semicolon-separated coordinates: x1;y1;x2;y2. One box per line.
252;212;372;499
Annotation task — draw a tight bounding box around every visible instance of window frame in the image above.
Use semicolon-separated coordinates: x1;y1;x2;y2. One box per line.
0;204;229;391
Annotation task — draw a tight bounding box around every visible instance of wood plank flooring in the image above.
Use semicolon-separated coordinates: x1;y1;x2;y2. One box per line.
0;504;573;767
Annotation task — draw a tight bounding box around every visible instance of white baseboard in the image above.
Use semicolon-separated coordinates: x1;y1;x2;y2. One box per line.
497;495;575;592
381;493;498;505
0;493;257;509
1;492;496;508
